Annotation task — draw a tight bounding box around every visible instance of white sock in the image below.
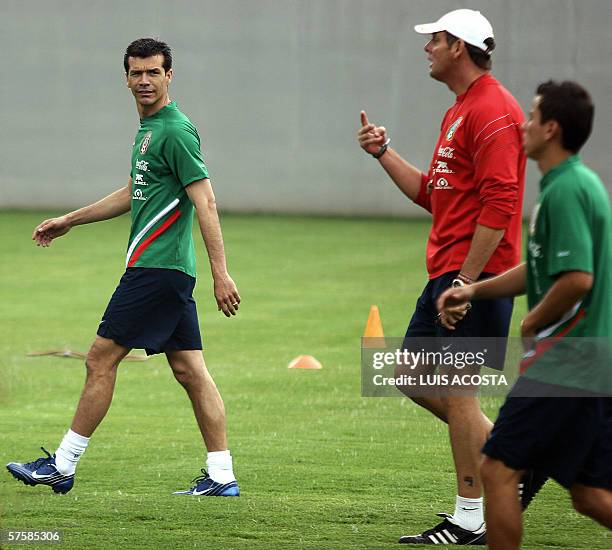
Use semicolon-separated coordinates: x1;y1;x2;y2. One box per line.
206;450;235;484
452;495;484;532
55;429;90;475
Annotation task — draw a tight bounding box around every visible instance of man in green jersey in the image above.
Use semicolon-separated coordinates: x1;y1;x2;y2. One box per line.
438;80;612;549
7;38;240;497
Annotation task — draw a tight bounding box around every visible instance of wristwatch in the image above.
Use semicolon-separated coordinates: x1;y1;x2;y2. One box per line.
372;138;391;159
451;278;472;310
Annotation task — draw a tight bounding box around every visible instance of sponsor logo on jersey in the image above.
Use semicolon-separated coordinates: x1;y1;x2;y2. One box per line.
437;146;455;159
134;174;148;186
133;188;147;201
434;160;454;174
445;116;463;141
139;131;152;155
434;177;454;190
136;159;149;172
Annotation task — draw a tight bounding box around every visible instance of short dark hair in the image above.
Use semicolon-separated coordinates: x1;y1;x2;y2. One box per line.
536;80;594;153
124;38;172;73
446;32;495;70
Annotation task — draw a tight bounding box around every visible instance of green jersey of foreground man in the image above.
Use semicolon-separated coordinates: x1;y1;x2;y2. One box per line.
439;81;612;550
7;38;241;497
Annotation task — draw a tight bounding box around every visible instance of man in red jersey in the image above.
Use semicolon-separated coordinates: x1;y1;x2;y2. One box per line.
358;9;525;545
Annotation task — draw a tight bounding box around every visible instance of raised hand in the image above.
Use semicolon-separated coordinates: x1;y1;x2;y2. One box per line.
357;111;388;156
32;216;72;247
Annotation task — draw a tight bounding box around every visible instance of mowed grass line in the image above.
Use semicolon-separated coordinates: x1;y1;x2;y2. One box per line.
0;211;607;549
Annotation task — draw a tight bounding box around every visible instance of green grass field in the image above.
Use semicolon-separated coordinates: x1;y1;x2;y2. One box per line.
1;212;609;549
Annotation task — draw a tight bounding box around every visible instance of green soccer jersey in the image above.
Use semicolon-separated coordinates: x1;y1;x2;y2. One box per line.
126;102;208;278
524;155;612;392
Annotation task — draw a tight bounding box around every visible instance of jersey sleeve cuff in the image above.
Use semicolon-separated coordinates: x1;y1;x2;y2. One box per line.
547;264;594;278
477;206;512;230
413;172;432;212
182;175;210;188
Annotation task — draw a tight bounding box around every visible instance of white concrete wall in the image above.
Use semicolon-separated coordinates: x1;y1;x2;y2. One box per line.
2;0;611;215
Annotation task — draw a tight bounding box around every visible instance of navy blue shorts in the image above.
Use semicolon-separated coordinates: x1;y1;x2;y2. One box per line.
97;268;202;356
404;271;513;370
483;378;612;489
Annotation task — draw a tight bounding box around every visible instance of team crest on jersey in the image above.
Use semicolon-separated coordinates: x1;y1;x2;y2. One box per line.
445;116;463;141
139;131;153;155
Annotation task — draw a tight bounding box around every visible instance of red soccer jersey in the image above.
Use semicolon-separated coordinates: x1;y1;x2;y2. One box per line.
414;74;526;279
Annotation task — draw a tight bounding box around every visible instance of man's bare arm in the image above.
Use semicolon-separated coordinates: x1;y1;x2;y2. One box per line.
436;263;527;330
357;111;422;201
520;271;593;336
185;178;240;317
377;149;423;201
458;224;505;282
470;262;527;300
33;179;133;247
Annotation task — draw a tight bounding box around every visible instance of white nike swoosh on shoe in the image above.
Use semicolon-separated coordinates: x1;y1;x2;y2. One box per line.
31;471;61;480
192;487;214;496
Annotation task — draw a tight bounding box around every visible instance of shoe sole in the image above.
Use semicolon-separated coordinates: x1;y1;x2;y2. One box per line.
173;483;240;497
399;534;486;545
173;489;240;497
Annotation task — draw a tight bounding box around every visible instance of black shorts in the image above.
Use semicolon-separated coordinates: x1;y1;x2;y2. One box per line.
97;267;202;355
404;271;513;370
483;377;612;489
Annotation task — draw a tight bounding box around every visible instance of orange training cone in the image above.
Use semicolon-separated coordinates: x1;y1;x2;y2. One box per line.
364;305;384;337
363;305;385;348
288;355;323;370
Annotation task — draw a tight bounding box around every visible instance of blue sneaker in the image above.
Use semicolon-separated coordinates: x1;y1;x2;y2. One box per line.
173;469;239;496
6;447;74;494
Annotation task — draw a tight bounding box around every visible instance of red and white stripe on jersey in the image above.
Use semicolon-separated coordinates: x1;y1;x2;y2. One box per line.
473;113;520;159
519;301;586;373
126;198;181;268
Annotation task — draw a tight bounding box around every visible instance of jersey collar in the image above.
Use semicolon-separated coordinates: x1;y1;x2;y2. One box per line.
456;73;494;102
141;101;177;121
540;155;581;191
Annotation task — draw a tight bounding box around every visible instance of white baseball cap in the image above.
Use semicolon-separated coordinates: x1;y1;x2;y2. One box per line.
414;9;494;52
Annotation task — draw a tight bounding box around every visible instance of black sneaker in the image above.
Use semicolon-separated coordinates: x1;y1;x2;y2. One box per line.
519;469;548;510
399;513;486;545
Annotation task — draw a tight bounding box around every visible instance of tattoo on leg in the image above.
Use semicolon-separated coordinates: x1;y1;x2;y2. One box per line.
464;476;475;487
